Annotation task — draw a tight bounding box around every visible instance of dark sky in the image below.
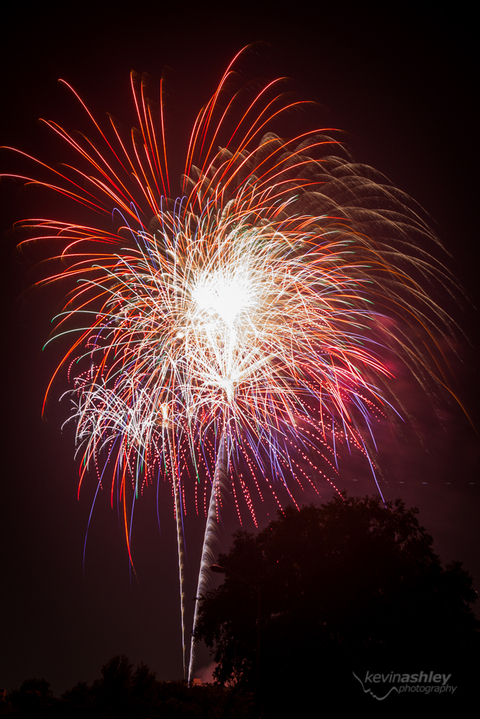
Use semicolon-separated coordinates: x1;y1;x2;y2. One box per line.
1;2;479;697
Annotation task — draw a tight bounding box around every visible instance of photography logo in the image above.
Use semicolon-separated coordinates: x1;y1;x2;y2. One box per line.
353;670;457;700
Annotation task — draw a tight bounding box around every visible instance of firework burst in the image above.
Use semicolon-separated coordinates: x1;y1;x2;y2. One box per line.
3;48;455;680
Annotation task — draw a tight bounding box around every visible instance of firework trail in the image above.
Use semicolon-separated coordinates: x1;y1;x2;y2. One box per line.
3;47;455;681
189;429;229;681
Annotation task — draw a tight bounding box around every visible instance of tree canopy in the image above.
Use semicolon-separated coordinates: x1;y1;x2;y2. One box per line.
195;495;479;708
58;655;252;717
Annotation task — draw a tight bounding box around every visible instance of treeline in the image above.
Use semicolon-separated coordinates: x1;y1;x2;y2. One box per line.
3;656;252;718
4;496;479;714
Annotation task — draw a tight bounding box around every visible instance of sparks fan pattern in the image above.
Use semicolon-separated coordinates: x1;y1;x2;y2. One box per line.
4;48;453;681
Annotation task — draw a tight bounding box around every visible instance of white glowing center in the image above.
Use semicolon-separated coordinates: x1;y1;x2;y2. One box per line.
186;267;261;402
192;268;255;326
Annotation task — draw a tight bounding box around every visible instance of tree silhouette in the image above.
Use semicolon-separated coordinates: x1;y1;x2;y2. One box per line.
8;678;53;715
58;656;253;717
195;495;479;709
93;654;133;714
130;662;158;714
61;680;92;707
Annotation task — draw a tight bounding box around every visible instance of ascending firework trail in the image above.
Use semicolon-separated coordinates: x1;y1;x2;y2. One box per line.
189;429;228;683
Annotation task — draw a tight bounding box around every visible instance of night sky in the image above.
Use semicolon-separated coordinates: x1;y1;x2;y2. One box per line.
1;3;478;697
